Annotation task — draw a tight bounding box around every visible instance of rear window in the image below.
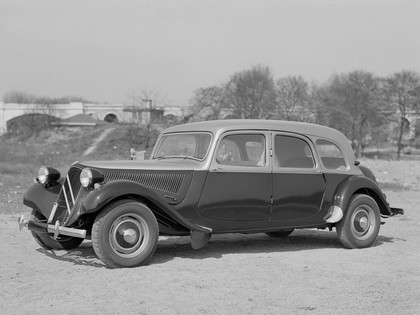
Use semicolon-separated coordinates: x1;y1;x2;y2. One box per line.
316;139;347;170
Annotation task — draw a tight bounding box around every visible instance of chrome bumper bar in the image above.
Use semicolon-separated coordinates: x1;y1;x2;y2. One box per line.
18;214;86;239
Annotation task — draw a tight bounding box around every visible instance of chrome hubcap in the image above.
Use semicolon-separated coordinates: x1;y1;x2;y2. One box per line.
351;205;376;240
109;214;150;258
359;217;368;230
123;228;138;244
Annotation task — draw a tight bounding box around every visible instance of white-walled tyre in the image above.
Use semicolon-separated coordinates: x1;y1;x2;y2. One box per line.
92;200;159;268
336;194;380;248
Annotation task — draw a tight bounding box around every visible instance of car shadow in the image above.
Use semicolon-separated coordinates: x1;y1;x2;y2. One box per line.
151;230;399;265
36;241;107;268
34;230;400;268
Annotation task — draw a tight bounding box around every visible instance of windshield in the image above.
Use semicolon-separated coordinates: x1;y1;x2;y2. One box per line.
153;132;212;161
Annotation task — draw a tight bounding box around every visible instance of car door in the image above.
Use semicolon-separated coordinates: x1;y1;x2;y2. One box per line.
198;131;271;221
271;133;326;222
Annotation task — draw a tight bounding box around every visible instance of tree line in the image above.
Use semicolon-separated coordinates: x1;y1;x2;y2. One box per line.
190;65;420;159
3;90;89;105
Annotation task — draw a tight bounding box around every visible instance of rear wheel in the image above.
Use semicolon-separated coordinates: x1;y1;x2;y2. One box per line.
92;200;159;268
30;210;84;250
266;229;294;238
336;194;380;248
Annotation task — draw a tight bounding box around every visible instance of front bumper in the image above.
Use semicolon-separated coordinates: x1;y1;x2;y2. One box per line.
18;214;86;239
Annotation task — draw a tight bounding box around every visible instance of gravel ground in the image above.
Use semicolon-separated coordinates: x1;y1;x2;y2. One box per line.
1;188;419;314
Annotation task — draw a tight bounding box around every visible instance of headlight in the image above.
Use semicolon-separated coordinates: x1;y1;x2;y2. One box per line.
80;168;104;188
80;168;93;188
38;166;60;185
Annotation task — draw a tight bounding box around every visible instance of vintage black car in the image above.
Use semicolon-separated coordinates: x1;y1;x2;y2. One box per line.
19;120;403;268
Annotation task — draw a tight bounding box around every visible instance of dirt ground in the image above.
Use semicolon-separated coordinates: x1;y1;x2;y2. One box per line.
1;160;419;314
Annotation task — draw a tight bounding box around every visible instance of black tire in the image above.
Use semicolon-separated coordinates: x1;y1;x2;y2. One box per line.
336;194;381;248
30;210;84;250
92;200;159;268
266;229;294;238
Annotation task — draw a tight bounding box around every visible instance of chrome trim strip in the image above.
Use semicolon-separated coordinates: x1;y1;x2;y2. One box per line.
62;185;71;214
67;174;76;203
48;202;59;223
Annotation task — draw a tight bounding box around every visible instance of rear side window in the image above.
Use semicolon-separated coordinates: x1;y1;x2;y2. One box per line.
316;139;347;170
274;135;315;169
216;134;266;167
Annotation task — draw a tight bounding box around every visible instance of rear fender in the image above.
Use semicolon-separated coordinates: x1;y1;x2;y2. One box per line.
334;175;392;217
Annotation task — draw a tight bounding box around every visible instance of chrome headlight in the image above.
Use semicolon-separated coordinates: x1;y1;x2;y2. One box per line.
80;168;93;188
80;168;104;188
38;166;61;185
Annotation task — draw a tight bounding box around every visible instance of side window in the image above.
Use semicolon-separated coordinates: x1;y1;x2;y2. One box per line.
274;135;315;168
216;134;265;167
316;139;347;170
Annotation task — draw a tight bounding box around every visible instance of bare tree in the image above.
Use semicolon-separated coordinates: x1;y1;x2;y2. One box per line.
225;65;275;119
326;71;383;157
307;83;331;125
190;86;227;121
126;88;165;149
275;76;308;121
385;70;420;159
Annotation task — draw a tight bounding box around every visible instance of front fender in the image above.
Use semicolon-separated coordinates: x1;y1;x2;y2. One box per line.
23;182;61;219
334;175;392;216
80;180;211;234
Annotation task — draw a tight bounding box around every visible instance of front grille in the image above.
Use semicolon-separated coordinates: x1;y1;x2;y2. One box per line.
50;166;82;225
105;171;185;195
49;166;188;225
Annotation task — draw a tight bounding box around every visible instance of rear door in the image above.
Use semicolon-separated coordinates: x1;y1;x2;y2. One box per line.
271;133;326;223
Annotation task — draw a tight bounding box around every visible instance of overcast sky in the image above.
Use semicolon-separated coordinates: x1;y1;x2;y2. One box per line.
1;0;419;106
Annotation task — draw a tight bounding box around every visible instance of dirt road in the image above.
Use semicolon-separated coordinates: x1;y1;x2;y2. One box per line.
1;191;419;314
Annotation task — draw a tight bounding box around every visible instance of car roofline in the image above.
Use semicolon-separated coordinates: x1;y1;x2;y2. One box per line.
162;119;347;143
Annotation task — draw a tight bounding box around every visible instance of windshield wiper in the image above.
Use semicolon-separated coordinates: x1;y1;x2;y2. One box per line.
182;156;201;161
155;155;201;161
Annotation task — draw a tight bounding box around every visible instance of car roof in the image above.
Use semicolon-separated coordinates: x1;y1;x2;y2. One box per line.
163;119;348;144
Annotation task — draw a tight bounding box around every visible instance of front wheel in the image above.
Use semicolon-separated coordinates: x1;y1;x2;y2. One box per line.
92;200;159;268
30;210;84;250
336;194;380;248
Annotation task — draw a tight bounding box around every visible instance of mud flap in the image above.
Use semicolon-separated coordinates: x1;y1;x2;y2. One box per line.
190;230;211;249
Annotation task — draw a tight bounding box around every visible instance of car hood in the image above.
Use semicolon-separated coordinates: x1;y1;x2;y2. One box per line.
74;158;198;171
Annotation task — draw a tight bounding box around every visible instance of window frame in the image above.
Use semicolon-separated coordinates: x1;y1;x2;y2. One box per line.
271;132;321;174
210;131;271;173
315;138;350;171
152;131;213;161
